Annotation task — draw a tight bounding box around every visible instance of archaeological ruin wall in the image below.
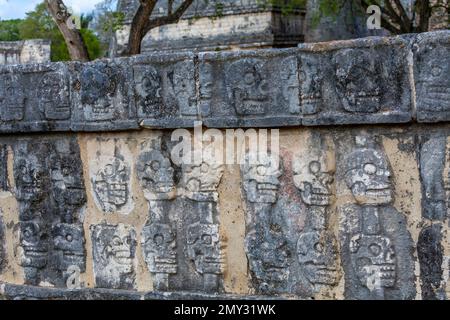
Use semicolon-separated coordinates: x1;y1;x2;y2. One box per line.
0;31;449;300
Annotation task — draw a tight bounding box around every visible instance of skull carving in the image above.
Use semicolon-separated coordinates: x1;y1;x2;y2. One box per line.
40;72;70;120
186;222;223;274
135;66;163;116
299;55;323;115
293;160;333;206
227;60;270;115
242;153;282;203
50;151;86;206
52;223;85;271
183;158;224;201
137;147;175;200
17;221;48;268
81;65;117;121
247;231;290;289
173;62;197;116
343;138;393;205
334;49;381;113
142;223;177;274
93;157;130;212
418;45;450;111
350;234;396;290
14;155;47;203
297;230;339;286
0;74;24;121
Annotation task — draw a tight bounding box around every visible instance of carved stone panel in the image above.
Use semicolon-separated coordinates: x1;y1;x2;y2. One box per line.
199;50;301;127
70;60;138;131
299;37;412;125
337;135;416;299
132;53;198;128
91;223;137;290
414;32;450;122
0;71;25;126
0;144;8;191
0;212;5;273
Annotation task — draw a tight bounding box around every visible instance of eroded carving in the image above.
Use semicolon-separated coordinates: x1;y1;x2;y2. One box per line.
51;223;85;274
334;49;381;113
134;65;164;117
172;61;197;116
91;223;137;290
39;72;70;120
92;157;130;213
226;59;270;115
299;55;323;115
0;73;24;122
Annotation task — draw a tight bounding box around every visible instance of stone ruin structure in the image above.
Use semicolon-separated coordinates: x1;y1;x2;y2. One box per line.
111;0;306;55
0;30;448;300
0;40;51;65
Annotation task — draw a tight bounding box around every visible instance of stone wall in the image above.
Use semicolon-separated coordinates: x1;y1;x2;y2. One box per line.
0;31;449;300
0;40;51;65
111;0;305;56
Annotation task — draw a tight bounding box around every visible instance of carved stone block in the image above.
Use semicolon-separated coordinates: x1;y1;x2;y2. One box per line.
132;53;198;128
70;60;138;131
91;223;137;290
199;50;301;127
0;144;8;191
414;31;450;122
0;213;5;273
299;37;412;125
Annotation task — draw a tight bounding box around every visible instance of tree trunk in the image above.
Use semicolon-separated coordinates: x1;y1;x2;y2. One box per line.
45;0;90;62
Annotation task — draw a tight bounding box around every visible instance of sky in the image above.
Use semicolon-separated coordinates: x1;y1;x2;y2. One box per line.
0;0;107;20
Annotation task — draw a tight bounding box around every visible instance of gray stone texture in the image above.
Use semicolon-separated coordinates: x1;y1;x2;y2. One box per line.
0;31;448;131
0;40;51;65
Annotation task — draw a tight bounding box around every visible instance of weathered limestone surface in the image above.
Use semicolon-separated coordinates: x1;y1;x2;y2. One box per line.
1;31;449;132
0;40;51;65
0;31;449;300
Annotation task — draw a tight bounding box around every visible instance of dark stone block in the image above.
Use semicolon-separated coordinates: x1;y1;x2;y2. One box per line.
299;36;412;125
132;53;199;128
199;49;301;128
414;31;450;123
417;224;445;300
69;60;139;131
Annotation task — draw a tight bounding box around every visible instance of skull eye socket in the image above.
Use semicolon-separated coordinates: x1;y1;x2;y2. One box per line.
150;160;160;171
112;236;122;246
62;166;71;176
20;165;27;175
154;234;164;245
24;228;32;238
256;165;267;176
202;234;212;244
431;65;442;77
369;243;382;256
363;163;377;175
314;242;324;253
104;164;114;176
244;72;256;85
200;163;209;173
309;161;321;174
66;234;73;242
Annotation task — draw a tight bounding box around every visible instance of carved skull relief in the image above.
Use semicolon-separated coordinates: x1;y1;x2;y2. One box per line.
186;222;223;275
52;223;85;271
93;157;130;212
0;74;25;122
349;234;397;290
142;223;177;274
343;138;393;205
183;158;224;201
173;62;197;116
137;147;175;200
14;155;46;203
135;66;163;116
293;160;333;206
17;221;48;269
80;65;117;121
299;55;323;115
227;60;270;115
50;151;86;206
334;49;381;113
297;230;339;286
242;153;282;203
40;72;70;120
418;45;450;111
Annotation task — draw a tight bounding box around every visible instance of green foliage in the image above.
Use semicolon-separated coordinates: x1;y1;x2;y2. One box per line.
256;0;306;15
18;2;102;61
311;0;342;27
0;19;22;41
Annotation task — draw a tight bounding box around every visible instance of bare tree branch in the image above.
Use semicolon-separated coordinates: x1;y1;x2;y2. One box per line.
144;0;195;33
45;0;90;61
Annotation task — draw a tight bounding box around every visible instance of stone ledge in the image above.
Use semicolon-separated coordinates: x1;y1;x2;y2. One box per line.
0;31;448;133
